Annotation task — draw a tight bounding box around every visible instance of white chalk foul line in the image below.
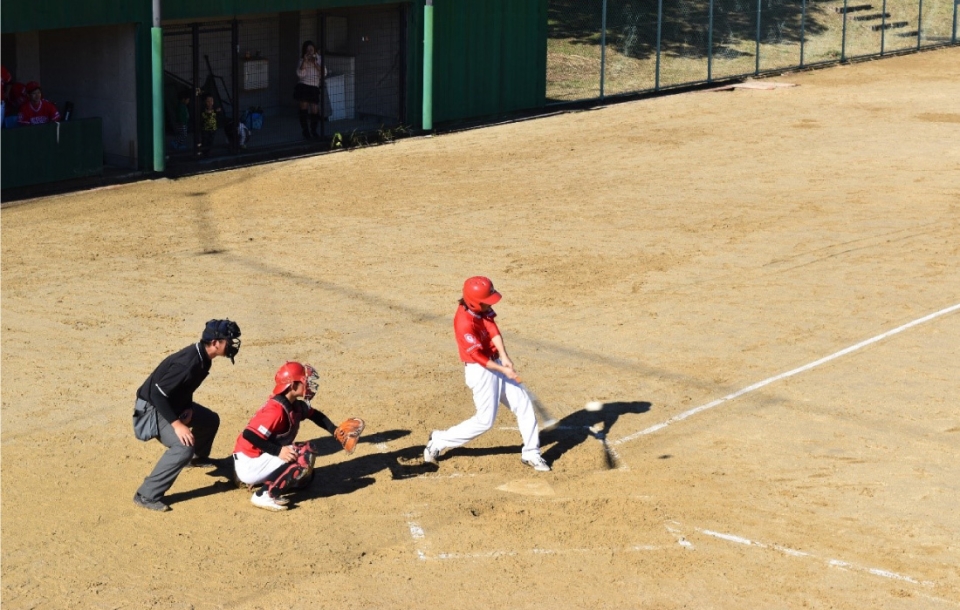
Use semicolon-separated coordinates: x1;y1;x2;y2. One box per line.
615;302;960;446
694;527;934;587
427;544;663;561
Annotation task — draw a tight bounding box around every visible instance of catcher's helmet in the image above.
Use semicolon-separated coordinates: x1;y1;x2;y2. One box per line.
273;361;309;397
462;276;502;311
201;319;242;363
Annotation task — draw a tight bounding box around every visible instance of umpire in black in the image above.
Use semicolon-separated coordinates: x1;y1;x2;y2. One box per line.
132;319;241;512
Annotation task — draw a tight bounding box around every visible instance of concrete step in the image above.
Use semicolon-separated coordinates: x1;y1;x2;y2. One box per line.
835;4;874;14
852;12;891;21
871;21;909;31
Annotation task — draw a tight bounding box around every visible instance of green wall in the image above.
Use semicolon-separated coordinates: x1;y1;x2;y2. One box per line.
1;0;547;174
160;0;400;20
1;119;104;189
0;2;147;33
429;0;547;124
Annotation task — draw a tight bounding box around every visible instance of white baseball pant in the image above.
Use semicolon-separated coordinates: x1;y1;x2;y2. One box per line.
430;362;542;460
233;452;288;485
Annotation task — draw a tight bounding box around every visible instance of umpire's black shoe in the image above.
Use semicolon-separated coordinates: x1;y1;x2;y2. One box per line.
133;493;170;512
187;456;218;469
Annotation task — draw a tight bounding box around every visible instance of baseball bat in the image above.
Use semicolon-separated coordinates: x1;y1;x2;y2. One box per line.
516;378;559;431
587;424;618;470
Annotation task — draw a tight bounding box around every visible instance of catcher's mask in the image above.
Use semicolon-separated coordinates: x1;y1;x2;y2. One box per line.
462;276;502;311
202;319;242;364
303;364;320;403
273;361;309;397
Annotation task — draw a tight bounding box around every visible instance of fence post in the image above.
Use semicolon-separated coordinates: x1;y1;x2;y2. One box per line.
192;24;200;155
231;19;240;155
841;0;848;61
953;0;958;43
881;0;888;54
600;0;607;99
800;0;807;67
708;0;715;81
655;0;663;90
755;0;762;75
916;0;924;49
319;13;327;140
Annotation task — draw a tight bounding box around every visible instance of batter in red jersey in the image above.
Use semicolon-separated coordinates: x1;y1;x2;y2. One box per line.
234;362;345;511
424;276;550;472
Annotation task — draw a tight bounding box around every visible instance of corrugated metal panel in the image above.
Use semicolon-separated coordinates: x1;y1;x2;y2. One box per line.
0;119;103;189
431;0;546;124
1;1;150;33
163;0;403;21
1;0;404;33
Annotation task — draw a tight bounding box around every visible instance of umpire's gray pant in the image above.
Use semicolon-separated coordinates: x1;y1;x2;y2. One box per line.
136;402;220;502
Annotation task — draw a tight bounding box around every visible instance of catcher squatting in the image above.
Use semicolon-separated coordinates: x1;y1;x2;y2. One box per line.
132;276;548;513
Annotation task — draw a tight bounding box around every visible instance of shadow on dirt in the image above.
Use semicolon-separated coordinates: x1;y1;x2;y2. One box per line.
541;400;651;466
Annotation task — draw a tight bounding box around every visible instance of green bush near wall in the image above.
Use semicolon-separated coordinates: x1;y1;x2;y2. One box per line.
1;119;103;190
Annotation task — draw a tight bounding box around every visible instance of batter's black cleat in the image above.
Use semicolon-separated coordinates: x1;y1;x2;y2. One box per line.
133;493;170;512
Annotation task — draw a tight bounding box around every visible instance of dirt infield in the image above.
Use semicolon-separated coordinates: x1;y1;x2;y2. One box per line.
3;47;959;609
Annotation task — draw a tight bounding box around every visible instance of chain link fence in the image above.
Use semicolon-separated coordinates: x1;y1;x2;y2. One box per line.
548;0;959;103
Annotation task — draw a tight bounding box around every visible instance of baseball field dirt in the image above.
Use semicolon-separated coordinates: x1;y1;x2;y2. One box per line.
2;47;958;609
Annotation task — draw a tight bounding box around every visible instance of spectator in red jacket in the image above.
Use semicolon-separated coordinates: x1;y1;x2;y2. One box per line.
18;82;60;126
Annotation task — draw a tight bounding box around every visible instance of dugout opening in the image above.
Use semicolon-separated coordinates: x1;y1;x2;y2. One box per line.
161;5;407;167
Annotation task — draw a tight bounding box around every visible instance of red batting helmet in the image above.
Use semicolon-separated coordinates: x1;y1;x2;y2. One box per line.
273;362;309;396
462;276;502;311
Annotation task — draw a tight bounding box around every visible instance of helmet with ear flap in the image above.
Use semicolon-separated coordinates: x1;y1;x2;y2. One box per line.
462;276;502;312
202;319;242;363
273;362;308;397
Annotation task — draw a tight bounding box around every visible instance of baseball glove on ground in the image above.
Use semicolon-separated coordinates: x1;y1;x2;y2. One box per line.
334;418;365;454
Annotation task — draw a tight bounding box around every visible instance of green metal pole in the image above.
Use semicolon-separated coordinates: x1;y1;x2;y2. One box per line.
151;0;164;173
422;0;434;131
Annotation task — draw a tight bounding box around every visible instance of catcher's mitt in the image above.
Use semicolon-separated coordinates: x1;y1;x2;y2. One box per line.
334;418;365;454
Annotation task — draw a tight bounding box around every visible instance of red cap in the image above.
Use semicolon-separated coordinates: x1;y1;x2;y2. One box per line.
25;81;41;93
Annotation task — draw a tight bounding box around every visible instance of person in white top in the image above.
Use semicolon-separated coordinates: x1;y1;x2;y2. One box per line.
294;40;328;139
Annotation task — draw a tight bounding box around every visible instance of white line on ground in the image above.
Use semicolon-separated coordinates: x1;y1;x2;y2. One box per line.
406;518;427;561
665;522;695;549
694;527;933;587
615;302;960;446
415;472;480;480
497;425;582;431
427;544;664;561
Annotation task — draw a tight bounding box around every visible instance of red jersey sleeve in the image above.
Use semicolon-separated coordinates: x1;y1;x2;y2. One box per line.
245;401;286;442
482;316;501;342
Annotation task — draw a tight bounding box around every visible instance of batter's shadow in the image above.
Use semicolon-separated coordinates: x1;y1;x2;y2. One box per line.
291;429;426;500
540;400;651;466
